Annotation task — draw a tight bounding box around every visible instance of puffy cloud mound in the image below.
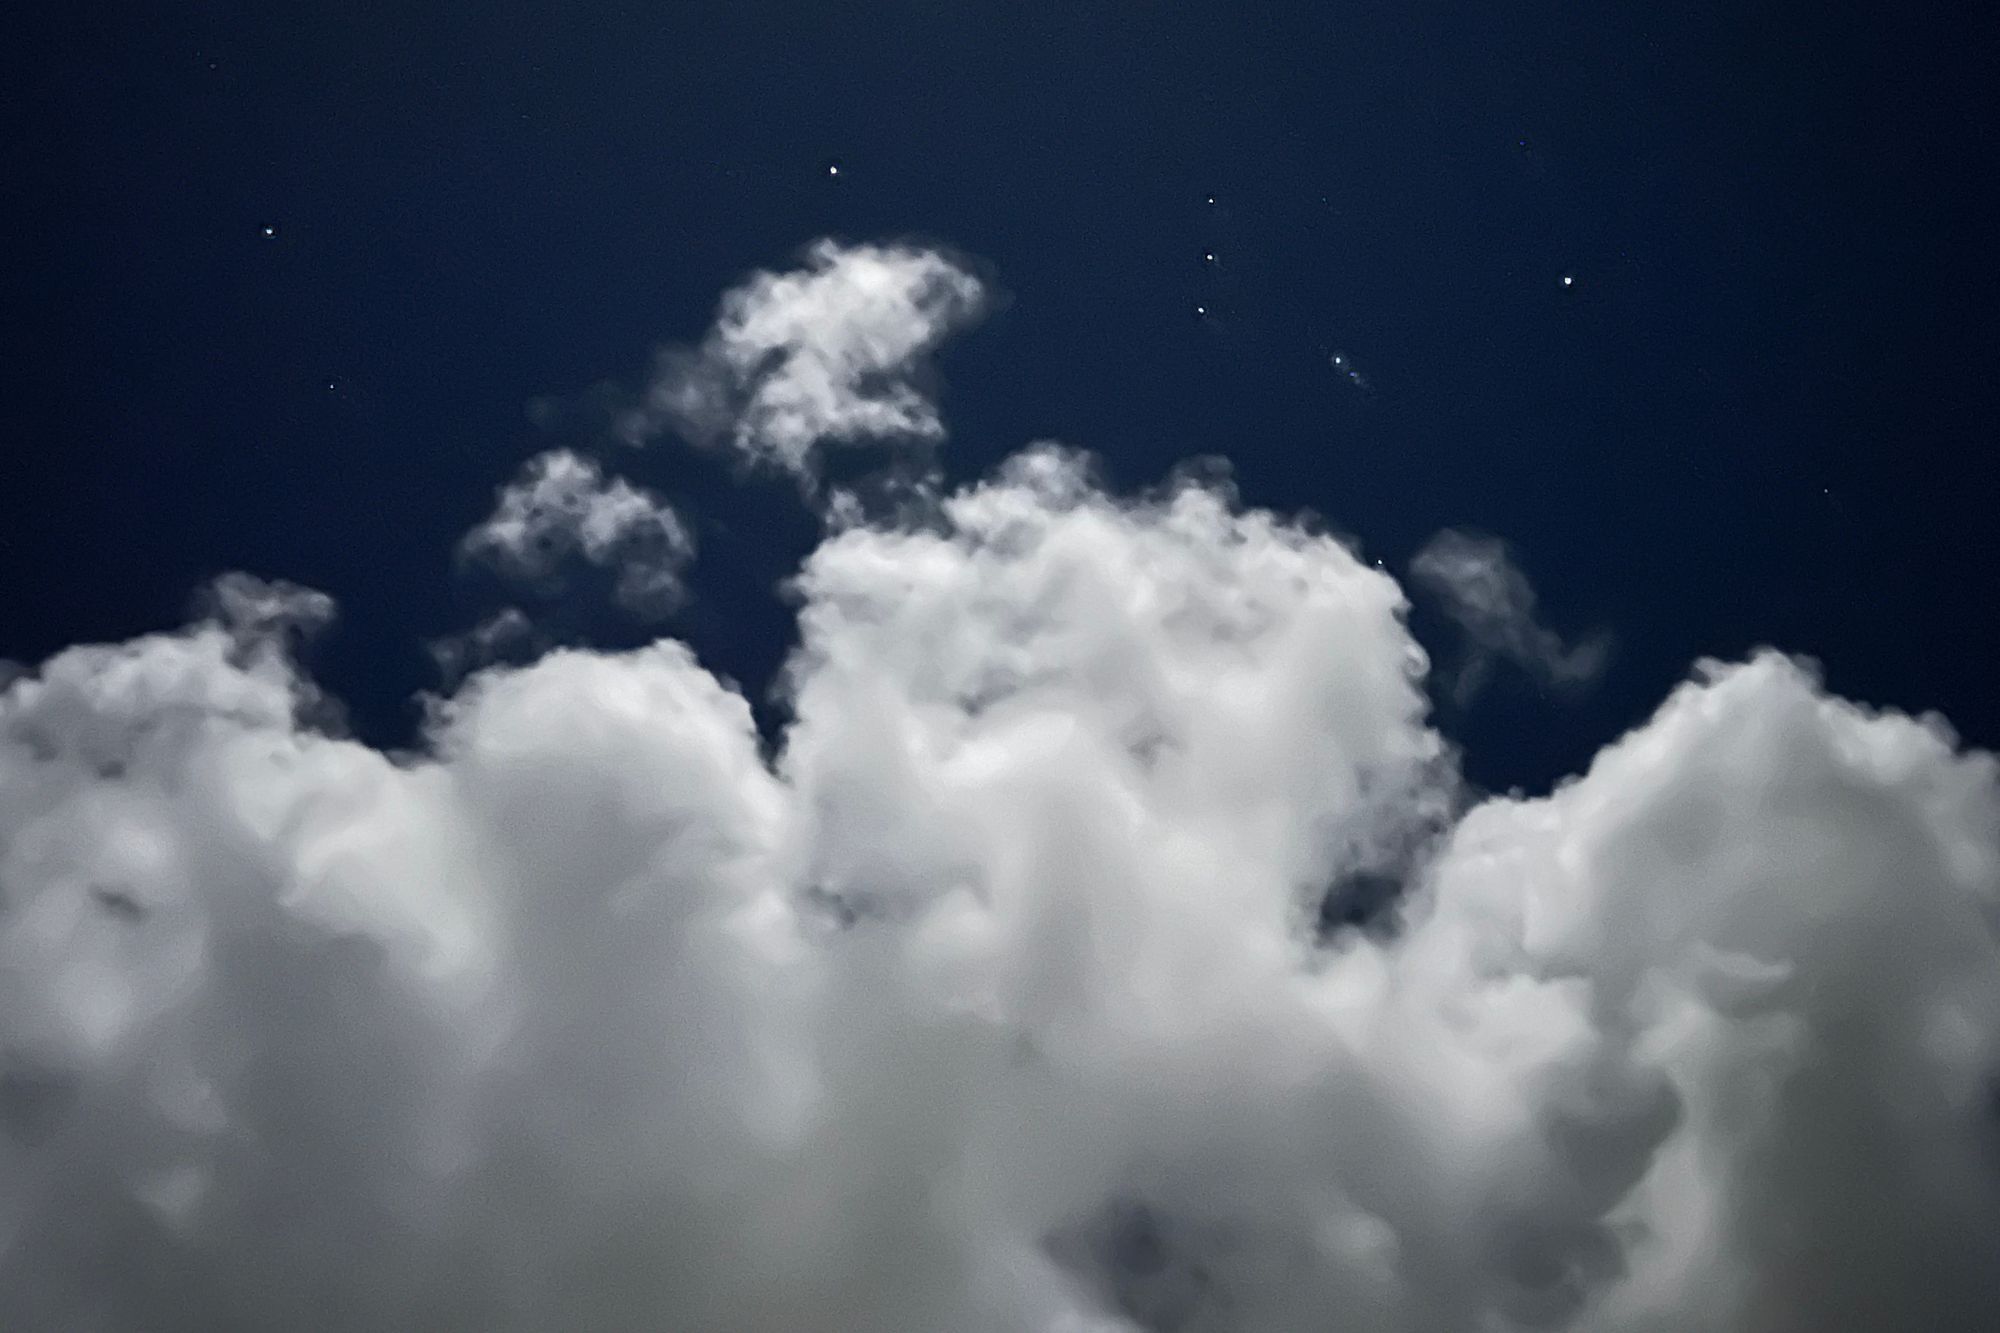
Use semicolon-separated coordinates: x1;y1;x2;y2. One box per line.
1411;528;1609;702
459;449;694;617
4;451;1997;1332
621;239;990;478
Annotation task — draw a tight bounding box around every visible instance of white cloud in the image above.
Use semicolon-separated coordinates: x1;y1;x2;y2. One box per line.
621;239;990;479
4;257;1998;1331
1411;528;1610;701
4;455;1996;1332
458;449;693;617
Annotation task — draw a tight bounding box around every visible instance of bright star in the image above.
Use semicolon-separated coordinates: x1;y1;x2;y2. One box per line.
261;225;277;237
1561;273;1575;287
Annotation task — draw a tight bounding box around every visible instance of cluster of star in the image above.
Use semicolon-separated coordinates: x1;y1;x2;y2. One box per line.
1195;194;1221;318
251;163;1580;406
1331;349;1369;391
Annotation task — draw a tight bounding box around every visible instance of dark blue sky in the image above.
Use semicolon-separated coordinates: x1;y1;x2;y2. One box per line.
11;0;1996;792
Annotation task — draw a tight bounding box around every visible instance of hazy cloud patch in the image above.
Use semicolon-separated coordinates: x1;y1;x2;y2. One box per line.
1412;527;1610;703
427;607;540;686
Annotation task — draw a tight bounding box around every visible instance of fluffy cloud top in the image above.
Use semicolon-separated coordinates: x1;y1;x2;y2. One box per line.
1411;528;1610;701
458;449;693;617
4;245;1998;1331
621;240;990;478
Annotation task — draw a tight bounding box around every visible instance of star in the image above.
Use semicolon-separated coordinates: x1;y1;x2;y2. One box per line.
1205;195;1216;205
827;164;840;176
1203;251;1216;262
1195;305;1207;316
1560;273;1575;287
261;224;277;237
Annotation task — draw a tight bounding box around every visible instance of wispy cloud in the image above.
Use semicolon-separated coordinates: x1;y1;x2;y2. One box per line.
1411;527;1609;702
427;607;539;685
194;570;337;642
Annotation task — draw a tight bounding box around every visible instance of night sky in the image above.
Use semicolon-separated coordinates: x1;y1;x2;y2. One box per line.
12;6;2000;1328
11;0;1997;790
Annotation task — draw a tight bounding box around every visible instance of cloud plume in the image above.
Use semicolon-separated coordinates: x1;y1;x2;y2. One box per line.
458;449;694;617
3;249;1998;1332
619;239;990;479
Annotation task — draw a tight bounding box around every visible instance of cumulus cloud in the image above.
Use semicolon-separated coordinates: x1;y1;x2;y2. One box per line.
458;449;693;617
4;255;1999;1332
1411;528;1610;702
619;239;990;479
4;458;1997;1333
